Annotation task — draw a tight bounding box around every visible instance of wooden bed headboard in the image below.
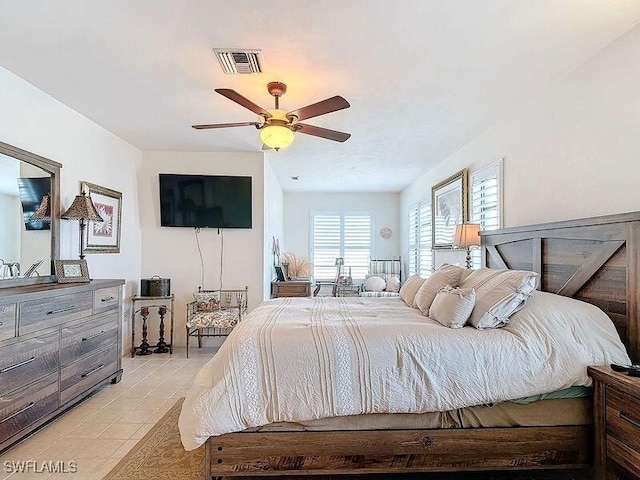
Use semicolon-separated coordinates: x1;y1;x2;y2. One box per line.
481;211;640;363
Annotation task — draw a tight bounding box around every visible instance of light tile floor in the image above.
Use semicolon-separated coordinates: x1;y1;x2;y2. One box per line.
0;347;216;480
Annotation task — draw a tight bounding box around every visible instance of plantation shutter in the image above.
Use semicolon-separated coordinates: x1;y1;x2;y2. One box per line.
470;160;502;268
408;202;432;276
312;212;372;281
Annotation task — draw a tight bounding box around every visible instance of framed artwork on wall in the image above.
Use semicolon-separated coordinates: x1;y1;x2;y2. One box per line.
82;181;122;254
431;169;468;249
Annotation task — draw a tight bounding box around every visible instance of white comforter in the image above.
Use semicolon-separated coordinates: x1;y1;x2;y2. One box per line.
179;292;629;450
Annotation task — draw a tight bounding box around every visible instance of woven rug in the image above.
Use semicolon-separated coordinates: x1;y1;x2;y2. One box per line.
104;398;205;479
105;399;592;480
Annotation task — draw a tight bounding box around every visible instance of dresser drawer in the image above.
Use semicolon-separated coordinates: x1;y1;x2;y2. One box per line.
607;435;640;479
93;286;121;314
606;387;640;453
19;291;93;336
0;303;16;341
60;344;118;405
60;312;118;366
0;331;59;396
0;373;59;445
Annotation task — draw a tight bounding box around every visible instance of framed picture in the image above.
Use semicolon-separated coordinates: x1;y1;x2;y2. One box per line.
274;265;286;282
431;169;468;249
55;259;90;283
82;181;122;254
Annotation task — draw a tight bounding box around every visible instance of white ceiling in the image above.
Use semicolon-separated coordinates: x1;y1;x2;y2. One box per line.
1;1;639;192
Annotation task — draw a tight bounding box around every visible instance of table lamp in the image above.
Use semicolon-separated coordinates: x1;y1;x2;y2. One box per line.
61;192;103;259
453;223;481;269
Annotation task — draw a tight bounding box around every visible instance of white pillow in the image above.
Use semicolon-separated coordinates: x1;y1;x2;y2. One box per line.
399;275;426;307
460;268;539;329
428;286;476;329
414;264;464;314
385;275;401;293
365;276;386;292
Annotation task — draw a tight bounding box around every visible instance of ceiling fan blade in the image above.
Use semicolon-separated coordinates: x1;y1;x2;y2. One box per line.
215;89;271;118
296;123;351;142
191;122;260;130
287;96;350;122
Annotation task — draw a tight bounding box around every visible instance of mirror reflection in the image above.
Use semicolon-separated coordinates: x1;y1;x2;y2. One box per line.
0;151;53;279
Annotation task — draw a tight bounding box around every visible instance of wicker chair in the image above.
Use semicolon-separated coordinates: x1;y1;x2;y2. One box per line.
185;286;248;357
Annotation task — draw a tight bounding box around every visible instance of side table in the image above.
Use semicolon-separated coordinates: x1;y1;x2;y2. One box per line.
271;280;312;298
131;295;175;357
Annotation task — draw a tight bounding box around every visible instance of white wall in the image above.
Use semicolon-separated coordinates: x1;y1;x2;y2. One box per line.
284;192;401;274
138;151;266;347
263;159;284;299
0;193;20;267
0;66;143;351
401;23;640;271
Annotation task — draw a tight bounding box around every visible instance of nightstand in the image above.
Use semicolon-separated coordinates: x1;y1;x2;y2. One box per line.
271;280;311;298
588;365;640;479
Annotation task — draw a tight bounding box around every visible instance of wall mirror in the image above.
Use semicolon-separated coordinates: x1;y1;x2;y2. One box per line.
0;141;60;288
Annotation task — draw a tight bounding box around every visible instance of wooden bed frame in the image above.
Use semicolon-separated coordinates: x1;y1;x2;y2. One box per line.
205;211;640;479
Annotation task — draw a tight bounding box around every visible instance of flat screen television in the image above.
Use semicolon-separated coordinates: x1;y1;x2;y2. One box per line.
17;177;51;231
159;174;252;229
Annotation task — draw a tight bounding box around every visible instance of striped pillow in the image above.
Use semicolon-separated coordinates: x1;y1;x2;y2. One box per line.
460;268;539;329
428;286;476;328
414;264;464;314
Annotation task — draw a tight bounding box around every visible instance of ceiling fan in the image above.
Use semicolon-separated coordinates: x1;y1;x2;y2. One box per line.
192;81;351;150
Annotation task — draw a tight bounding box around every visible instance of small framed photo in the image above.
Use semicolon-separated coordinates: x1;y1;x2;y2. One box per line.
55;259;90;283
82;181;122;254
274;265;286;282
432;169;468;249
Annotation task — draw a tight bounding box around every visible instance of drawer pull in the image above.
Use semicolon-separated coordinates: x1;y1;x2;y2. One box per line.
82;331;106;342
0;402;35;424
100;296;116;303
620;411;640;429
81;364;105;378
47;306;75;315
0;357;36;374
0;321;3;326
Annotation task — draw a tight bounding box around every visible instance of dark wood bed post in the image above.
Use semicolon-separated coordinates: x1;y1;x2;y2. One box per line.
202;211;640;478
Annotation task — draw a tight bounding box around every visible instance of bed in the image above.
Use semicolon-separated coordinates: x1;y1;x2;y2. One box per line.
180;211;640;478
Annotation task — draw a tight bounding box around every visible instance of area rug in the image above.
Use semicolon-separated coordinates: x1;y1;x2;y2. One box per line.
103;398;205;480
105;399;592;480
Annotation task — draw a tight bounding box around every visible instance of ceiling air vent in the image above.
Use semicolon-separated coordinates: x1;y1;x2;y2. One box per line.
214;49;263;74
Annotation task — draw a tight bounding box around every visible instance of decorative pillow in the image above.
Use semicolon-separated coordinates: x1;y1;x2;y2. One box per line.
460;268;539;329
365;275;386;292
399;275;426;307
428;285;476;329
414;264;464;314
194;291;220;312
385;275;401;293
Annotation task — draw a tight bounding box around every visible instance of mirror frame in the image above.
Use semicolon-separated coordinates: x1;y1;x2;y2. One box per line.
0;140;61;288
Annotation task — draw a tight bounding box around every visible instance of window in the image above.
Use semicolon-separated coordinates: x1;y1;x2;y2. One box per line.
311;212;372;281
408;202;432;276
469;159;503;268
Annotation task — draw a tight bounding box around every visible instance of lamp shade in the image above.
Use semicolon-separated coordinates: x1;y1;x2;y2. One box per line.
453;223;481;248
260;125;294;150
61;193;104;222
29;194;52;222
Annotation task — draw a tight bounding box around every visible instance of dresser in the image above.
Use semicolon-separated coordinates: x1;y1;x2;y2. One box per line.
0;279;124;452
271;280;311;298
589;365;640;479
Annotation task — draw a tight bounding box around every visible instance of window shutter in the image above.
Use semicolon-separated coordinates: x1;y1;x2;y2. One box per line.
408;202;432;276
312;212;372;282
470;160;503;268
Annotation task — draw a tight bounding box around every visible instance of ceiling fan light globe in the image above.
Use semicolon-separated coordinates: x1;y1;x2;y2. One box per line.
260;125;294;150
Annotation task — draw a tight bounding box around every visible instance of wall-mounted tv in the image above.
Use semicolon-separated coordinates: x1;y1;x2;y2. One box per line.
159;174;252;229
